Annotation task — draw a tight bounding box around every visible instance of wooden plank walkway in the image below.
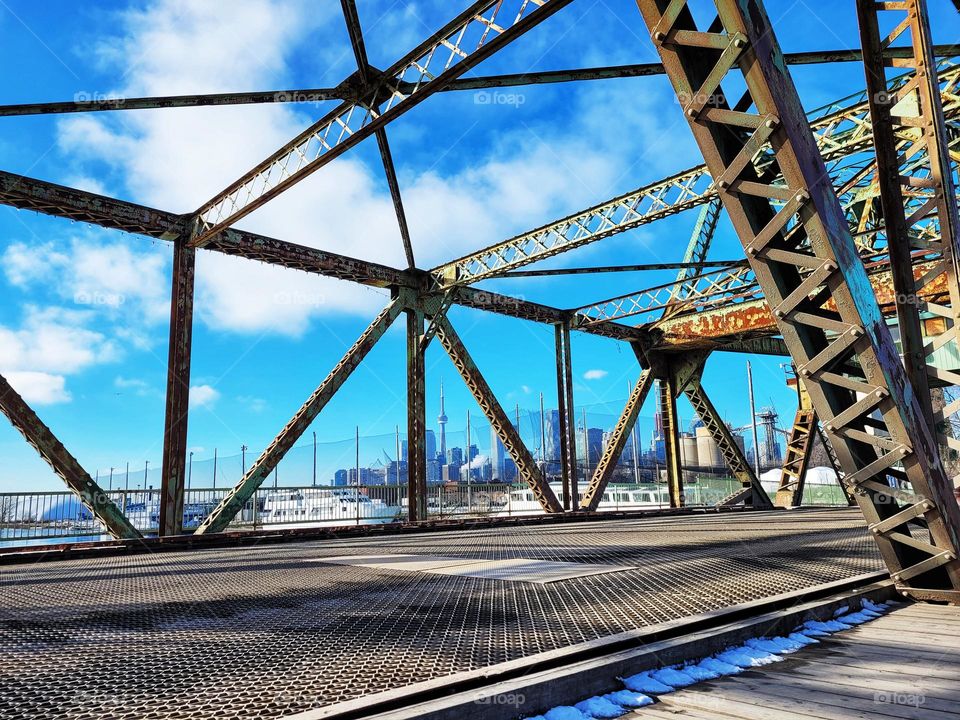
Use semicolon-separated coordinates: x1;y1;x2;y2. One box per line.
638;602;960;719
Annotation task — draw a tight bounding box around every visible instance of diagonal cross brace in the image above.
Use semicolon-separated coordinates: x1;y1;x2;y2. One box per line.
684;379;773;510
194;291;410;534
0;374;141;539
433;314;563;514
580;369;654;511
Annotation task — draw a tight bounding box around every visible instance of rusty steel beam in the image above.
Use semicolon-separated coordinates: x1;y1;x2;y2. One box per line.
194;292;409;533
684;379;772;509
340;0;416;268
857;0;960;509
0;88;344;116
499;259;748;277
659;377;684;508
405;306;428;521
580;370;654;511
0;171;647;341
189;0;574;246
638;0;960;592
433;314;563;514
775;382;816;509
0;374;141;540
0;170;404;286
554;322;578;510
158;237;195;537
5;46;957;118
716;337;789;356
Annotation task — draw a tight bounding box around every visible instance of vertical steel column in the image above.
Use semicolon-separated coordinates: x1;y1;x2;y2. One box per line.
554;325;570;510
406;307;428;522
554;322;577;509
857;0;960;447
0;374;141;539
659;377;685;507
638;0;960;596
159;237;195;537
775;382;816;508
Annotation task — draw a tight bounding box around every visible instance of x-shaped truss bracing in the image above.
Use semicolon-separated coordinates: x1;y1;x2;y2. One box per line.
190;0;572;246
638;0;960;598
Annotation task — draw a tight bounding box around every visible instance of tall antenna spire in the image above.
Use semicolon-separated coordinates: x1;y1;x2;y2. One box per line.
438;378;448;460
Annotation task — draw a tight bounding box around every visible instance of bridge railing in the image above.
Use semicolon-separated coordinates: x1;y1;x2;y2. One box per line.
0;470;848;545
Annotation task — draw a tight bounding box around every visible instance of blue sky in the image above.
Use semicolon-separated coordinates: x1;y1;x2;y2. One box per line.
1;0;958;490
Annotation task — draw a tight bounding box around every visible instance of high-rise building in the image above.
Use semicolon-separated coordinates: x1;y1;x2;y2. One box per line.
426;429;437;462
490;425;505;480
544;409;562;473
447;446;463;467
576;426;605;466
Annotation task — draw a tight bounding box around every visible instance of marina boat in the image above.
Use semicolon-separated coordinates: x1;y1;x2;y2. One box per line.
258;487;404;527
497;482;673;515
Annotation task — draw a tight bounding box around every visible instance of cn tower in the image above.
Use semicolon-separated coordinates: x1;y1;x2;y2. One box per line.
438;379;448;460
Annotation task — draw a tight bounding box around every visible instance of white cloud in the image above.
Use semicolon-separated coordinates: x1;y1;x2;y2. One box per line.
189;384;220;409
0;306;118;375
53;0;693;337
114;376;153;396
583;369;608;381
238;395;268;413
3;236;170;340
5;372;71;405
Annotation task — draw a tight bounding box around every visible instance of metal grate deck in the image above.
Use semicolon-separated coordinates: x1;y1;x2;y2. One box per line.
0;508;882;719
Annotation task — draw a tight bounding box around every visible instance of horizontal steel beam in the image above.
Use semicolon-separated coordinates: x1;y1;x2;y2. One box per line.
0;171;403;286
0;171;643;340
499;259;748;277
3;46;956;117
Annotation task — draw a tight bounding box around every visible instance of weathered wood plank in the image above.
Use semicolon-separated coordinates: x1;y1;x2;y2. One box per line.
659;681;876;720
785;656;959;693
719;673;956;719
800;651;960;682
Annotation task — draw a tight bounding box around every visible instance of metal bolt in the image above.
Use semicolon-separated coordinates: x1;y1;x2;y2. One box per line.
653;30;666;42
686;107;698;119
765;118;779;129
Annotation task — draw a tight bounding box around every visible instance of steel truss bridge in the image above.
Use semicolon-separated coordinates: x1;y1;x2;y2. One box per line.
2;0;960;607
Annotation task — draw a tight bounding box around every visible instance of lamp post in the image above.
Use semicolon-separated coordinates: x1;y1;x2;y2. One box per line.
312;431;317;487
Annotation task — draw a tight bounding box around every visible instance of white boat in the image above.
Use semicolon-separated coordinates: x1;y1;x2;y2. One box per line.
258;488;404;527
497;482;673;515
